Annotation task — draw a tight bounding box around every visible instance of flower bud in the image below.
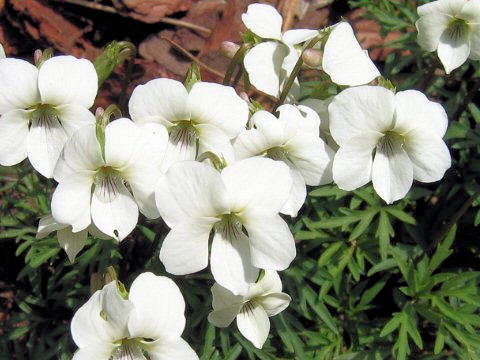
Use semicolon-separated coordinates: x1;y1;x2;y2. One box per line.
302;48;323;68
34;49;43;65
221;41;241;59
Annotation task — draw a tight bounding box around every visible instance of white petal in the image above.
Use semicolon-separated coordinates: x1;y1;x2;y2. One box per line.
233;128;269;160
437;30;471;74
251;110;285;145
129;78;190;127
470;25;480;60
280;169;306;217
208;283;244;327
91;177;138;241
159;218;217;275
100;281;133;340
155;161;229;227
104;119;164;219
0;44;5;59
38;56;97;108
27;113;69;178
415;13;450;52
328;86;395;146
0;109;29;166
257;293;291;317
404;128;451;183
299;98;332;135
210;220;259;296
36;214;67;239
58;227;87;262
394;90;448;137
332;131;383;191
196;123;235;165
256;269;283;294
128;273;186;340
371;135;413;204
87;223;111;240
282;29;319;45
144;338;198;360
286;133;335;186
51;175;93;232
72;346;115;360
243;42;288;98
162;125;197;171
56;104;96;137
0;58;39;113
188;82;248;138
243;214;295;270
71;290;117;348
236;301;270;349
279;104;319;137
241;3;283;40
222;157;292;214
323;22;380;86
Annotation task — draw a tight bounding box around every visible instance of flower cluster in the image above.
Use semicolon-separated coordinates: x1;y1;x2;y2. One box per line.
0;1;458;353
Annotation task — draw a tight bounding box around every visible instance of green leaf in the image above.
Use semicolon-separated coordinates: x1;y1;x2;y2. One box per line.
367;258;397;277
349;208;378;241
380;313;401;337
318;241;344;267
428;225;456;274
184;63;202;91
358;276;389;307
385;206;416;225
303;286;338;334
434;329;445;355
376;210;394;260
94;41;136;87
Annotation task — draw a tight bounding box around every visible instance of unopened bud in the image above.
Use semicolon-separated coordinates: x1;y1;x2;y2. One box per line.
95;107;105;120
239;92;250;103
34;49;43;65
90;273;103;294
104;266;118;285
302;48;323;68
221;41;241;59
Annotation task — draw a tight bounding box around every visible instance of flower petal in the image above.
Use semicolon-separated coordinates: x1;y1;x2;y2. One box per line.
394;90;448;137
57;227;88;262
38;56;98;108
243;42;288;98
404;128;451;183
221;157;292;214
196;123;235;165
128;272;186;340
241;3;283;40
143;338;198;360
129;78;190;127
91;177;138;241
257;293;291;317
251;110;285;145
36;214;67;239
256;269;283;294
188;82;248;138
470;25;480;60
437;27;471;74
233;128;269;160
159;218;217;275
0;58;39;113
208;283;244;327
323;22;380;86
415;0;450;52
155;161;229;227
299;98;332;135
0;44;5;59
0;109;29;166
27;113;69;178
280;168;306;217
162;125;197;171
100;281;133;340
282;29;319;45
372;135;413;204
236;301;270;349
243;214;295;270
56;103;96;137
210;220;259;296
51;174;93;232
332;131;383;191
72;345;115;360
328;86;395;146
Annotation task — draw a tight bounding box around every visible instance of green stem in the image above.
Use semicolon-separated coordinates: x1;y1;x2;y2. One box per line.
223;44;249;86
273;36;322;111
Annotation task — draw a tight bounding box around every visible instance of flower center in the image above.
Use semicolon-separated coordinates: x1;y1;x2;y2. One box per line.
377;131;405;156
30;104;60;130
264;146;294;167
170;121;197;147
112;339;146;360
94;166;124;203
445;18;470;43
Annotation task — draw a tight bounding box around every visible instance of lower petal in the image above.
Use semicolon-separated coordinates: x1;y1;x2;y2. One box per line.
236;301;270;349
143;338;198;360
372;136;413;204
0;109;29;166
280;169;306;217
161;126;197;171
437;31;471;74
91;177;138;241
159;218;217;275
56;104;96;137
72;345;115;360
196;123;235;165
257;293;291;317
57;227;87;262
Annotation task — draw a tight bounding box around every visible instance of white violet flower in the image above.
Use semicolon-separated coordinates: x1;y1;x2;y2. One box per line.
234;104;334;217
329;86;451;204
36;214;110;262
416;0;480;74
129;78;248;170
51;118;165;240
0;55;97;178
208;270;291;349
155;157;295;295
71;272;198;360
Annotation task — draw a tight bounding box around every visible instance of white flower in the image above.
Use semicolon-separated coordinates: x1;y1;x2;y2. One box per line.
36;214;110;262
128;79;248;170
242;3;319;98
155;158;295;295
416;0;480;74
208;270;291;349
71;272;198;360
329;86;451;204
233;104;334;217
0;55;97;178
51;118;165;240
322;22;380;86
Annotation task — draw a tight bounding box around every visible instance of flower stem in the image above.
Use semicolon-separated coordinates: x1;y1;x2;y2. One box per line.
273;36;321;111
